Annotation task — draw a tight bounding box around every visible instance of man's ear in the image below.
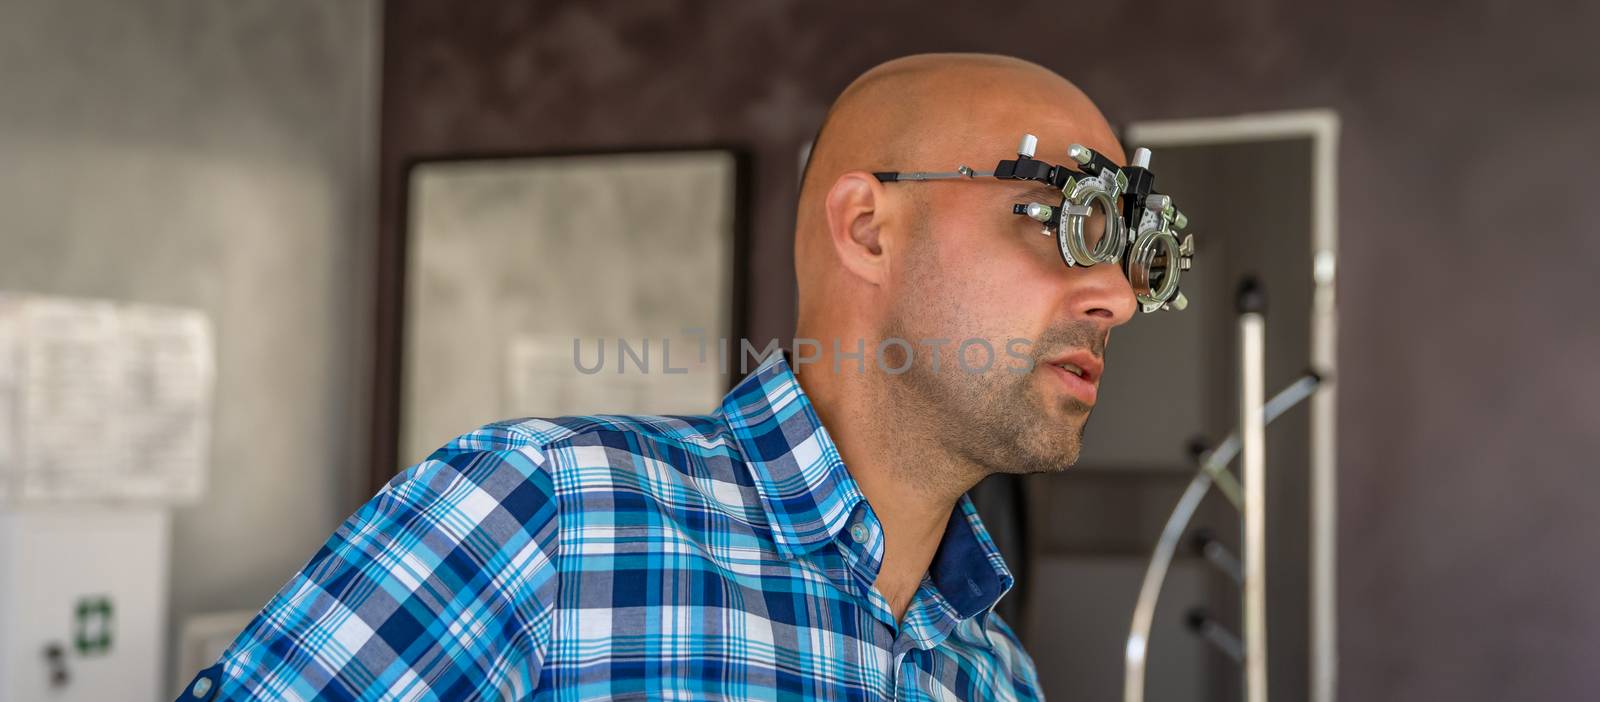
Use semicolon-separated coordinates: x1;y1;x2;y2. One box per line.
824;171;896;286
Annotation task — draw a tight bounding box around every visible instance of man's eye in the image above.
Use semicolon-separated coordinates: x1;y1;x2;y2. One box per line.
1084;215;1107;247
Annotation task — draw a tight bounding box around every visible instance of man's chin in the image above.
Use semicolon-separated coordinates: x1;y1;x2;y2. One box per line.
998;453;1079;476
1040;401;1092;433
1003;430;1083;475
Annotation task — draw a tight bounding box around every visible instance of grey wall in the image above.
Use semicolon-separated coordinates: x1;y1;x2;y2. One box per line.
0;0;378;688
376;2;1600;700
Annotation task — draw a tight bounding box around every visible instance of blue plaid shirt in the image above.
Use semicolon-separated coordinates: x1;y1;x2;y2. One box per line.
181;353;1041;701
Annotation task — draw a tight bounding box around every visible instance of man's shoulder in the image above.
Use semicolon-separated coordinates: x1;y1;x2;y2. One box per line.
377;412;764;550
414;412;745;490
432;412;732;458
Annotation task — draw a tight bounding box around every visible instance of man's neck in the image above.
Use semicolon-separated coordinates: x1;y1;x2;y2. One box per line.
792;345;984;623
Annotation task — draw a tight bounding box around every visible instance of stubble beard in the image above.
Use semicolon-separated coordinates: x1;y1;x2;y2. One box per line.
879;318;1100;479
881;203;1106;480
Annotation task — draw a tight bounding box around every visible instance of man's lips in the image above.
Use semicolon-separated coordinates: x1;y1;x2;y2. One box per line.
1042;351;1103;406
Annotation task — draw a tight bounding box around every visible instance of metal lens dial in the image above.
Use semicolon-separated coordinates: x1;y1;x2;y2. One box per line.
1126;226;1183;307
1060;178;1125;266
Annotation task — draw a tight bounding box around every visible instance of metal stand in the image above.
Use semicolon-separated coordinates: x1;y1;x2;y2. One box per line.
1123;279;1324;702
1238;279;1268;702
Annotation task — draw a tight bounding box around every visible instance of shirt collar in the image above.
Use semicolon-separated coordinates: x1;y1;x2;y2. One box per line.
720;352;1014;620
928;494;1015;621
719;351;863;559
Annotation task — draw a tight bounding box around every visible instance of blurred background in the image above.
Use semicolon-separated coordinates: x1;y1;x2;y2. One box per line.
2;1;1597;700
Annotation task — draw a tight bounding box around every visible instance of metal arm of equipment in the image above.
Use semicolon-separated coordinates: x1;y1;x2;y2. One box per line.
1191;529;1244;586
1121;368;1324;702
1196;369;1321;510
1186;608;1246;664
1239;280;1268;702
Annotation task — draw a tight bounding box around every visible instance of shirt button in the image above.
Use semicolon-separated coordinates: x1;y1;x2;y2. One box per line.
191;677;213;698
849;522;869;544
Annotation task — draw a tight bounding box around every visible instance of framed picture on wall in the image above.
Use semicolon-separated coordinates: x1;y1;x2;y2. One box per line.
379;149;747;473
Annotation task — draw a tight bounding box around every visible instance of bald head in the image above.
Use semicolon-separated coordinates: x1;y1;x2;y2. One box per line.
788;53;1137;484
795;53;1123;326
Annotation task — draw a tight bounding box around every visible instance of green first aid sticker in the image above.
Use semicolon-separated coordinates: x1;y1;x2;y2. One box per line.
73;596;114;656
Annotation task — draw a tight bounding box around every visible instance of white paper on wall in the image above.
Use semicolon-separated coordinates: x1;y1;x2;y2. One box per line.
110;304;214;500
13;297;123;500
0;293;214;503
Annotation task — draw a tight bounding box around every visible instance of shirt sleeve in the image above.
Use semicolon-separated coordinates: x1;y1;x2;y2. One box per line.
179;445;562;701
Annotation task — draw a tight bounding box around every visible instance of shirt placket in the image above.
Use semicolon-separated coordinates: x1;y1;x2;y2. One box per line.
835;501;898;632
890;578;969;699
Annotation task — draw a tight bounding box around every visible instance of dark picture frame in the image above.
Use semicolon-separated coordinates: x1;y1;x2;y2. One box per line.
369;147;750;493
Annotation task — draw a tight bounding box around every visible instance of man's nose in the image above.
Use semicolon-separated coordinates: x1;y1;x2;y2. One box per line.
1071;262;1138;327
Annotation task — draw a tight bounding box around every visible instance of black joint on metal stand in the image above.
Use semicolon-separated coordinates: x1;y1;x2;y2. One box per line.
1236;276;1267;314
1185;607;1246;664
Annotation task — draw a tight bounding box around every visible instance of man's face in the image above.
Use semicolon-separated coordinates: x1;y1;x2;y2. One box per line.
882;138;1137;475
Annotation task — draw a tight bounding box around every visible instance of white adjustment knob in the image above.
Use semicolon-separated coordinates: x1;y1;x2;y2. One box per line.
1018;134;1039;158
1132;147;1152;169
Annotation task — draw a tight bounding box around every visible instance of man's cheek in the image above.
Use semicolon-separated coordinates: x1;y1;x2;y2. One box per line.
1005;338;1036;374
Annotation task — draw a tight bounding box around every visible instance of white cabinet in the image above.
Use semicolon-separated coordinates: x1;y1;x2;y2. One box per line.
0;507;168;702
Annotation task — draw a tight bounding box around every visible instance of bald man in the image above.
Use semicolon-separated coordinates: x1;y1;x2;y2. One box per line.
180;54;1132;701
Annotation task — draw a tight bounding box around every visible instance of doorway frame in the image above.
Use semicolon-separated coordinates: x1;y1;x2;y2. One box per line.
1124;109;1340;702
